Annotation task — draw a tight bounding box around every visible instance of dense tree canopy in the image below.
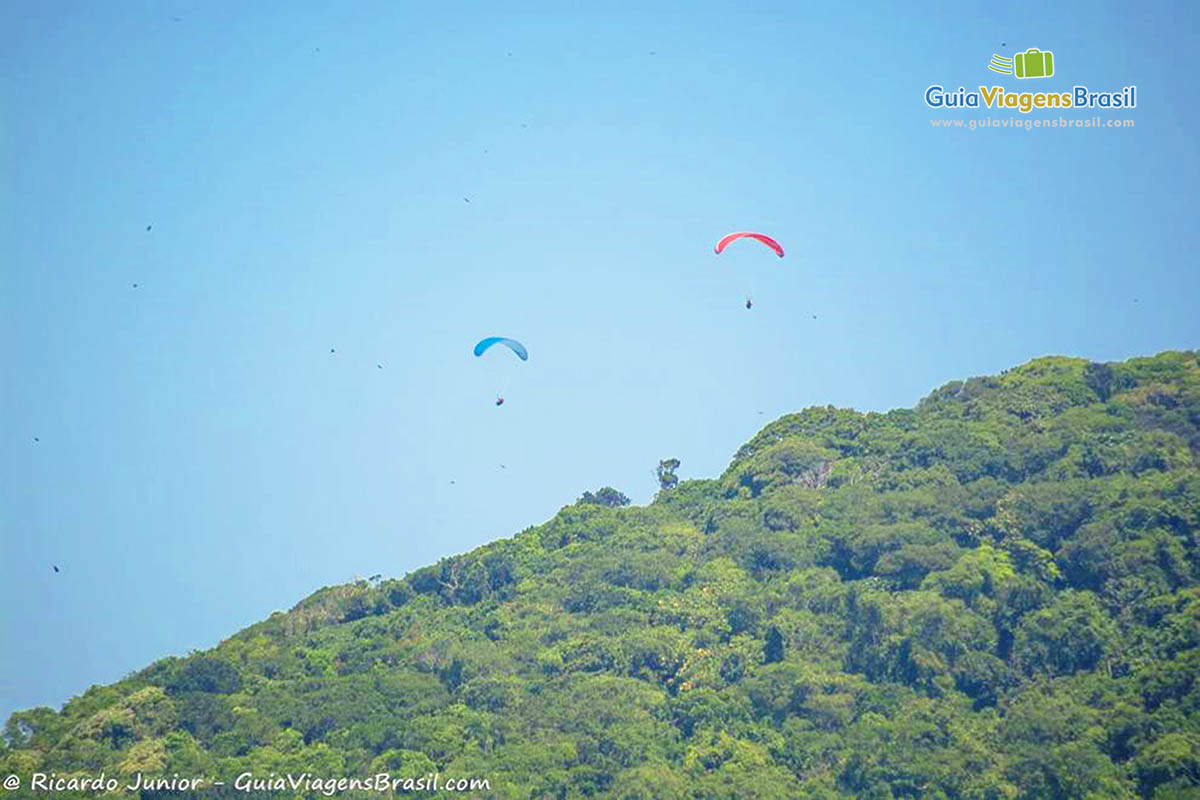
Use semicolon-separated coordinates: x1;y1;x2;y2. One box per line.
4;352;1199;799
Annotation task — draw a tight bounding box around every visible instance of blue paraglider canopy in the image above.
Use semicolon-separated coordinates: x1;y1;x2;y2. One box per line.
473;337;528;361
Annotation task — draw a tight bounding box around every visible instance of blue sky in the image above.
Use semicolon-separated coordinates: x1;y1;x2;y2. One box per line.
2;0;1198;718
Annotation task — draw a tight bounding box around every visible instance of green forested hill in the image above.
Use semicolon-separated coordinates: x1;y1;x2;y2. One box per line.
5;352;1200;799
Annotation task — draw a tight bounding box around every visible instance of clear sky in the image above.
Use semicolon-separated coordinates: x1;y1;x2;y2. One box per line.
2;0;1198;718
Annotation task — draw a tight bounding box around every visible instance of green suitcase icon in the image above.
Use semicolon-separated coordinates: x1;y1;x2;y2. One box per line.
1015;48;1054;78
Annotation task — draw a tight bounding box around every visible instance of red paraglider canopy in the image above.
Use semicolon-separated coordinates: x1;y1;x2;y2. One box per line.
714;231;784;258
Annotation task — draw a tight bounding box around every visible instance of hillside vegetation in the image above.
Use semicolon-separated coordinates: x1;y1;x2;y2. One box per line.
4;352;1200;799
